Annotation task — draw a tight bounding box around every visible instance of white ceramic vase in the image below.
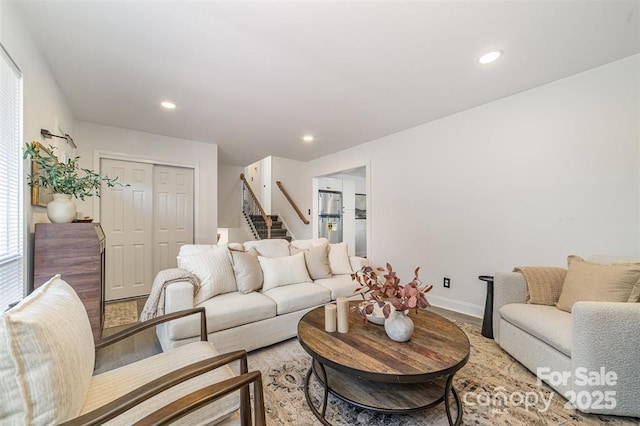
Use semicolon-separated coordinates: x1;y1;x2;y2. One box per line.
47;193;76;223
384;309;414;342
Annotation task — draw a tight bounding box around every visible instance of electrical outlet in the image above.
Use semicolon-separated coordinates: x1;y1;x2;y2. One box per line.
443;277;450;288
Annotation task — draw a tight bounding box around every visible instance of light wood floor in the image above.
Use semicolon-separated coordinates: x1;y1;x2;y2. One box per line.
94;299;483;374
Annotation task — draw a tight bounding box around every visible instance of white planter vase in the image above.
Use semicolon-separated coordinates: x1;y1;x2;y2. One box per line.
384;309;414;342
47;193;76;223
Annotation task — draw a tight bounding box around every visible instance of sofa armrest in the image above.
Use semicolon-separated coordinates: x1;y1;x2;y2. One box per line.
164;281;196;314
492;272;526;343
349;256;369;271
571;301;640;417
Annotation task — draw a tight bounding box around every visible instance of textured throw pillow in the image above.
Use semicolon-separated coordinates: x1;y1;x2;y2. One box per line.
0;275;95;424
292;244;331;280
258;252;312;291
289;238;328;251
178;246;237;304
230;248;263;294
328;242;353;275
243;239;291;258
556;255;640;312
513;266;567;305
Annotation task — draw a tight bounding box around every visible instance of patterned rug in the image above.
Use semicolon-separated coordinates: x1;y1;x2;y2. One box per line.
247;322;638;425
103;300;138;328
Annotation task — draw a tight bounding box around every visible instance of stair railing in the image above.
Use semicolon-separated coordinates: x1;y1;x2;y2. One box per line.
275;181;310;225
240;173;272;239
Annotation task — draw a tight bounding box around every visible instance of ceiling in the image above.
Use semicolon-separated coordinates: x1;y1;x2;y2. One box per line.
14;1;640;166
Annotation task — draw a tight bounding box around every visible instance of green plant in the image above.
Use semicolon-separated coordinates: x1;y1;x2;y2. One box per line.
23;141;127;200
352;263;433;319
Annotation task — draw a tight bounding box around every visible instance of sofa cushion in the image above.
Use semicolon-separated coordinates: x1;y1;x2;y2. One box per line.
258;252;312;291
81;341;238;424
230;248;263;294
499;303;572;356
328;242;353;275
292;244;331;280
243;239;290;258
0;275;95;424
178;246;237;304
314;274;360;299
556;255;640;312
168;291;276;339
262;283;331;315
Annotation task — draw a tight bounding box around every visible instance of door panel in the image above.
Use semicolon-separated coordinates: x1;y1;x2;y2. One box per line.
153;165;194;276
101;159;154;300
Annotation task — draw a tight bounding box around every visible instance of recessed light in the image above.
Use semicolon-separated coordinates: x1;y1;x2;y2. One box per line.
303;135;314;143
161;101;176;110
478;50;503;65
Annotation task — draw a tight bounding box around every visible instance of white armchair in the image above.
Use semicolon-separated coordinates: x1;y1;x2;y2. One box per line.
0;275;265;425
493;269;640;418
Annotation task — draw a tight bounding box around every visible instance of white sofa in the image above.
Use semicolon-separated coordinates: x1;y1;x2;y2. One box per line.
157;238;368;354
493;256;640;418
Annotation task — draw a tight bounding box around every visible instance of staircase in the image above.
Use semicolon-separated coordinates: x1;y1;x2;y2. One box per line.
249;215;291;241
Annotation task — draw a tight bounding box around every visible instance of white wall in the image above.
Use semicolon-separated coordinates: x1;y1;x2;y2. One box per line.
218;163;243;228
75;121;219;244
308;55;640;317
271;156;313;240
1;2;77;289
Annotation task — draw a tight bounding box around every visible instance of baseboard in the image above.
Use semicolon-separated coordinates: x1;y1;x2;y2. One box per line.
428;294;484;319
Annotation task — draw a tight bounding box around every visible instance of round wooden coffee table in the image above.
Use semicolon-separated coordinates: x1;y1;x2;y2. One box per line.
297;303;470;425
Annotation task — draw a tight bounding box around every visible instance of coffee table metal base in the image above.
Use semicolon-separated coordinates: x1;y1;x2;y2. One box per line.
304;360;462;425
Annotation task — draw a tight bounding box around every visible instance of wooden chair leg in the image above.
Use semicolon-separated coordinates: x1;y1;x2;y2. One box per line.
254;374;266;426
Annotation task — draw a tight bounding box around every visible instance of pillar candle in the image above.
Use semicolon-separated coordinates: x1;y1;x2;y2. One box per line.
336;297;349;333
325;304;337;332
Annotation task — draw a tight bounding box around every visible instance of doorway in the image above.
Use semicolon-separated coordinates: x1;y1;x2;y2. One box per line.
313;166;368;258
100;158;194;301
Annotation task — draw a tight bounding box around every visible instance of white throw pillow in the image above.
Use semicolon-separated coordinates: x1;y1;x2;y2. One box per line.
230;248;263;294
328;242;353;275
178;244;217;257
178;246;237;304
259;252;312;291
0;275;95;424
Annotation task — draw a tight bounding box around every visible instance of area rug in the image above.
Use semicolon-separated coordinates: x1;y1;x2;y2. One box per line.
103;300;138;328
247;322;638;425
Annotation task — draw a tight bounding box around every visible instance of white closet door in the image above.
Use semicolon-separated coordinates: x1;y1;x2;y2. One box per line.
101;159;154;300
154;165;194;276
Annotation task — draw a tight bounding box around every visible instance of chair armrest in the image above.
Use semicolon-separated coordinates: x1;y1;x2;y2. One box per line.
349;256;369;271
571;301;640;417
492;272;526;343
95;307;207;350
132;371;266;426
63;350;249;426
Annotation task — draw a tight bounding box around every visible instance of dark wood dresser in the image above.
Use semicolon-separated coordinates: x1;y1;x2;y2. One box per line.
33;223;106;341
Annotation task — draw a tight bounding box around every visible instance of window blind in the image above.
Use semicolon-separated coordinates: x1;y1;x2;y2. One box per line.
0;44;23;311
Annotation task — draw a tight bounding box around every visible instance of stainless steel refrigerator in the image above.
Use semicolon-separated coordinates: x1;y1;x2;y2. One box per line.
318;190;342;243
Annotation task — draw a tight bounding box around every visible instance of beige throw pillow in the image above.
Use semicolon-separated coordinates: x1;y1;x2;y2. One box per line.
513;266;567;306
230;248;263;294
328;242;353;275
556;255;640;312
178;246;237;304
0;275;95;424
259;252;312;291
291;244;331;280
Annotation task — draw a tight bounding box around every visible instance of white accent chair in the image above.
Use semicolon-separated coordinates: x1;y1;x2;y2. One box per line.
493;259;640;418
0;275;265;425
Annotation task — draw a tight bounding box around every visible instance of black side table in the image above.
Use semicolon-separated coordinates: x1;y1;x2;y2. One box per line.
478;276;494;339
